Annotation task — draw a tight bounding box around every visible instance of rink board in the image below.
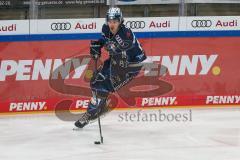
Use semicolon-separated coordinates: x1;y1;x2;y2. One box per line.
0;32;240;114
1;16;240;114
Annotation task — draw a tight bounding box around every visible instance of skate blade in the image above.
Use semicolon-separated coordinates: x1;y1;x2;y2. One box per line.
73;108;112;131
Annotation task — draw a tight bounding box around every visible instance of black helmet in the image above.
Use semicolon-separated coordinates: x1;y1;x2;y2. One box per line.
106;7;123;24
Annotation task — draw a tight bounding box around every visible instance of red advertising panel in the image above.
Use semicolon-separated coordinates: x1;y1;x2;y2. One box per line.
0;36;240;114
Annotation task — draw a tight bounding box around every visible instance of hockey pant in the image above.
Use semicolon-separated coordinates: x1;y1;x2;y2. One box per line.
87;58;142;117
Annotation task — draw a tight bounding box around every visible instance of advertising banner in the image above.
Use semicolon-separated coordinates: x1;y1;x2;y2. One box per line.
107;0;240;5
180;16;240;31
0;20;29;35
2;16;240;36
29;17;179;34
30;19;103;34
0;37;240;114
107;0;179;5
124;17;179;32
0;0;105;8
0;16;240;114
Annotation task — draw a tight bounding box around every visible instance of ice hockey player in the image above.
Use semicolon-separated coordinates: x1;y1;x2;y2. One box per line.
74;7;146;128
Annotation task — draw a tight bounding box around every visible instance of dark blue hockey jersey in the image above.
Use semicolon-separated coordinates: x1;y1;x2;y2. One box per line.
99;24;146;63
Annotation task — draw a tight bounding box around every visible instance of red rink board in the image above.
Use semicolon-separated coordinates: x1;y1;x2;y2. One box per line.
0;37;240;113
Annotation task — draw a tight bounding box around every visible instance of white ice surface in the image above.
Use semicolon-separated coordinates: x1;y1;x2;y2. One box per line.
0;107;240;160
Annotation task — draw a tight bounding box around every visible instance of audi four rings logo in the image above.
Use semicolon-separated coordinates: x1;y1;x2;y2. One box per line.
51;22;71;31
191;20;212;28
125;21;145;29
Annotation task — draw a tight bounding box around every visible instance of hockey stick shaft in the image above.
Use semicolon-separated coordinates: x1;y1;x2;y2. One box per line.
95;58;104;144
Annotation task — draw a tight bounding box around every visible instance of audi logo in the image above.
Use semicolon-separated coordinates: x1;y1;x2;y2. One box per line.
191;20;212;28
125;21;145;29
51;22;71;31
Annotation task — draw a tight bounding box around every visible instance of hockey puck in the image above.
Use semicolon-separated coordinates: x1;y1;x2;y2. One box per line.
94;141;101;145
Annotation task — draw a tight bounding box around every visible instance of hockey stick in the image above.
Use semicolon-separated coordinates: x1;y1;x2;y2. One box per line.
94;58;104;145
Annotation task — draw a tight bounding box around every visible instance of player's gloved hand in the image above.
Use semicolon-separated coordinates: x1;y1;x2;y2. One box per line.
104;41;117;53
90;40;101;59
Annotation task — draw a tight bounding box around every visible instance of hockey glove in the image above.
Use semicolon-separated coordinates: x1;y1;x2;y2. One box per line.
104;41;117;53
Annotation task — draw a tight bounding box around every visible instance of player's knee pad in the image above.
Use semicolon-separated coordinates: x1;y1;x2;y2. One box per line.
87;96;107;116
